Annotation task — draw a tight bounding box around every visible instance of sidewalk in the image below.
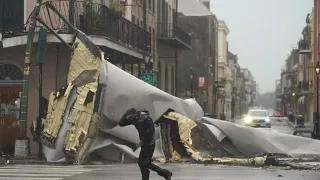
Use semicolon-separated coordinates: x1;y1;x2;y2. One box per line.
285;118;314;137
0;155;68;165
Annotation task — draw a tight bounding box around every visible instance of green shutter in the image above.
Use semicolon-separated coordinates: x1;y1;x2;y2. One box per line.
1;0;24;32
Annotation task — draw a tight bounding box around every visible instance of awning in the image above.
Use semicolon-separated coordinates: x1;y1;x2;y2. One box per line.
298;96;306;104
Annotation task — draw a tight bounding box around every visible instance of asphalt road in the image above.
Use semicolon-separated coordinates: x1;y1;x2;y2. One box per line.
234;118;294;135
1;164;318;180
0;118;314;180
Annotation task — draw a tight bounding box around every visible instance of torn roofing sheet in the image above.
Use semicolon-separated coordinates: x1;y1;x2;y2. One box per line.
99;61;204;125
198;117;320;158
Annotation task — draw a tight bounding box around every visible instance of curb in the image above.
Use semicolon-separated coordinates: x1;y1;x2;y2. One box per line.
0;158;69;166
285;118;296;131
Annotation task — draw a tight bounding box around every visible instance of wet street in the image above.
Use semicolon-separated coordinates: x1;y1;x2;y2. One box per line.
0;164;318;180
0;118;317;180
234;117;295;135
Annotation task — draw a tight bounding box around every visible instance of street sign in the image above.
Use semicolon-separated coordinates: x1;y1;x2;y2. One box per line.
198;77;205;87
140;73;154;85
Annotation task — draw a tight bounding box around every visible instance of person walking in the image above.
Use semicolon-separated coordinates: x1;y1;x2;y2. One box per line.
119;108;172;180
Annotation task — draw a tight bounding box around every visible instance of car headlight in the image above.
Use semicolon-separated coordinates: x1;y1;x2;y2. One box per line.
244;116;252;123
265;117;271;122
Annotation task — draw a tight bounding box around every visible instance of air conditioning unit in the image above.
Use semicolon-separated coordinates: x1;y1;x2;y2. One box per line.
119;0;127;5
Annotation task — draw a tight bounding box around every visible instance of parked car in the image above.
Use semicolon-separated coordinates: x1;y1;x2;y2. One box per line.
272;111;282;117
244;109;271;128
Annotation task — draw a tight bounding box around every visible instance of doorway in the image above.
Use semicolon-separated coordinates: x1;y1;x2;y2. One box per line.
0;87;21;155
0;61;23;155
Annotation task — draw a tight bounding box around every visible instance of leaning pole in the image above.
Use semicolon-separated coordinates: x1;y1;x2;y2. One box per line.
14;0;43;158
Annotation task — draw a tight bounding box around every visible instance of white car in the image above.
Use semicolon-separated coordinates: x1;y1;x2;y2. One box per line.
244;109;271;128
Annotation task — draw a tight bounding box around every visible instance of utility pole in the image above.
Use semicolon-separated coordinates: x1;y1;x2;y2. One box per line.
15;0;43;158
142;0;147;74
36;28;47;160
174;0;178;96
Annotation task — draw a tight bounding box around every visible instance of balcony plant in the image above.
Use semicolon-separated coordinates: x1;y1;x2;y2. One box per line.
81;1;102;33
110;0;124;16
216;78;233;88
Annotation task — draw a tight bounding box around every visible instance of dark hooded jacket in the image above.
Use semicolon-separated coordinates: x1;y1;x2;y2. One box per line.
119;111;155;145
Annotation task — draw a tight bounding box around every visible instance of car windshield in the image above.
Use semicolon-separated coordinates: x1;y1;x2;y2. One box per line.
248;111;267;117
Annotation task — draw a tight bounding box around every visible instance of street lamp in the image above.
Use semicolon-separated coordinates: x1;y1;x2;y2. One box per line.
314;61;320;139
292;92;295;96
189;67;194;98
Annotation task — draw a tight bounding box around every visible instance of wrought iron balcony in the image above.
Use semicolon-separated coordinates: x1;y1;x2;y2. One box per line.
157;22;192;50
40;1;151;53
2;1;151;54
298;80;312;92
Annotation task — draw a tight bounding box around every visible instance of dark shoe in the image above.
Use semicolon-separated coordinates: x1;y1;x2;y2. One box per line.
165;172;172;180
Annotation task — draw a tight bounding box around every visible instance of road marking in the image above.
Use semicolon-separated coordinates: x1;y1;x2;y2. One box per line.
0;178;62;180
0;165;91;180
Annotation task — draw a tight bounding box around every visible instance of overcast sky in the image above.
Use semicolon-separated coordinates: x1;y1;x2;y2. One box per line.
210;0;313;93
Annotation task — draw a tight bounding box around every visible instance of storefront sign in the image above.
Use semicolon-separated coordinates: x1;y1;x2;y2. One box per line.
198;77;205;87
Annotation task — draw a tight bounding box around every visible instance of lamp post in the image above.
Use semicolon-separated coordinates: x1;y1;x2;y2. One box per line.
314;62;320;138
189;67;194;98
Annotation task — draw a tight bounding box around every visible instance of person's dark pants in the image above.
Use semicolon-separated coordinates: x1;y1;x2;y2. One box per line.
138;143;171;180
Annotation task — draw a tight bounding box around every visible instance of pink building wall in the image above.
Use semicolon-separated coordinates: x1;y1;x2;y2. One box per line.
0;44;70;154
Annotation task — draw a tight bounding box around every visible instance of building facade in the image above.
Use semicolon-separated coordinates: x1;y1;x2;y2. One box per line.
240;68;256;111
156;0;191;94
277;12;313;121
217;20;232;120
176;1;219;115
228;51;241;119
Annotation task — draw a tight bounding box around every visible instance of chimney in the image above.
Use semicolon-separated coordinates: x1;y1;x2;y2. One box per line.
200;0;210;9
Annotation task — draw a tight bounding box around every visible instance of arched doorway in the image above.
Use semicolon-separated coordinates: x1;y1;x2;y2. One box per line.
0;61;23;155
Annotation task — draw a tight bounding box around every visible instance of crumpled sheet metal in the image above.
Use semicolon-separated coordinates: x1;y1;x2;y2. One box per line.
98;62;204;125
88;61;205;163
159;112;320;166
198;117;320;158
160;112;267;166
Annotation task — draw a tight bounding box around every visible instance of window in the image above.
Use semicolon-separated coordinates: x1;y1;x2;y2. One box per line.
171;66;175;95
169;6;171;23
148;0;152;10
140;20;143;27
152;0;155;13
165;64;169;92
148;26;151;33
132;15;136;24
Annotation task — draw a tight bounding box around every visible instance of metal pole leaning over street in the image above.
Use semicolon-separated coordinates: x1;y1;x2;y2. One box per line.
15;0;43;158
20;0;43;139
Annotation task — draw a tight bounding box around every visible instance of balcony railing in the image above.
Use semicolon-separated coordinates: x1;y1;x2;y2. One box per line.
157;22;191;50
4;1;151;53
298;80;312;92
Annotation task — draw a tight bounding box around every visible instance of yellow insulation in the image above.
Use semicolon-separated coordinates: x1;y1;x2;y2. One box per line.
63;38;101;151
164;112;267;165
